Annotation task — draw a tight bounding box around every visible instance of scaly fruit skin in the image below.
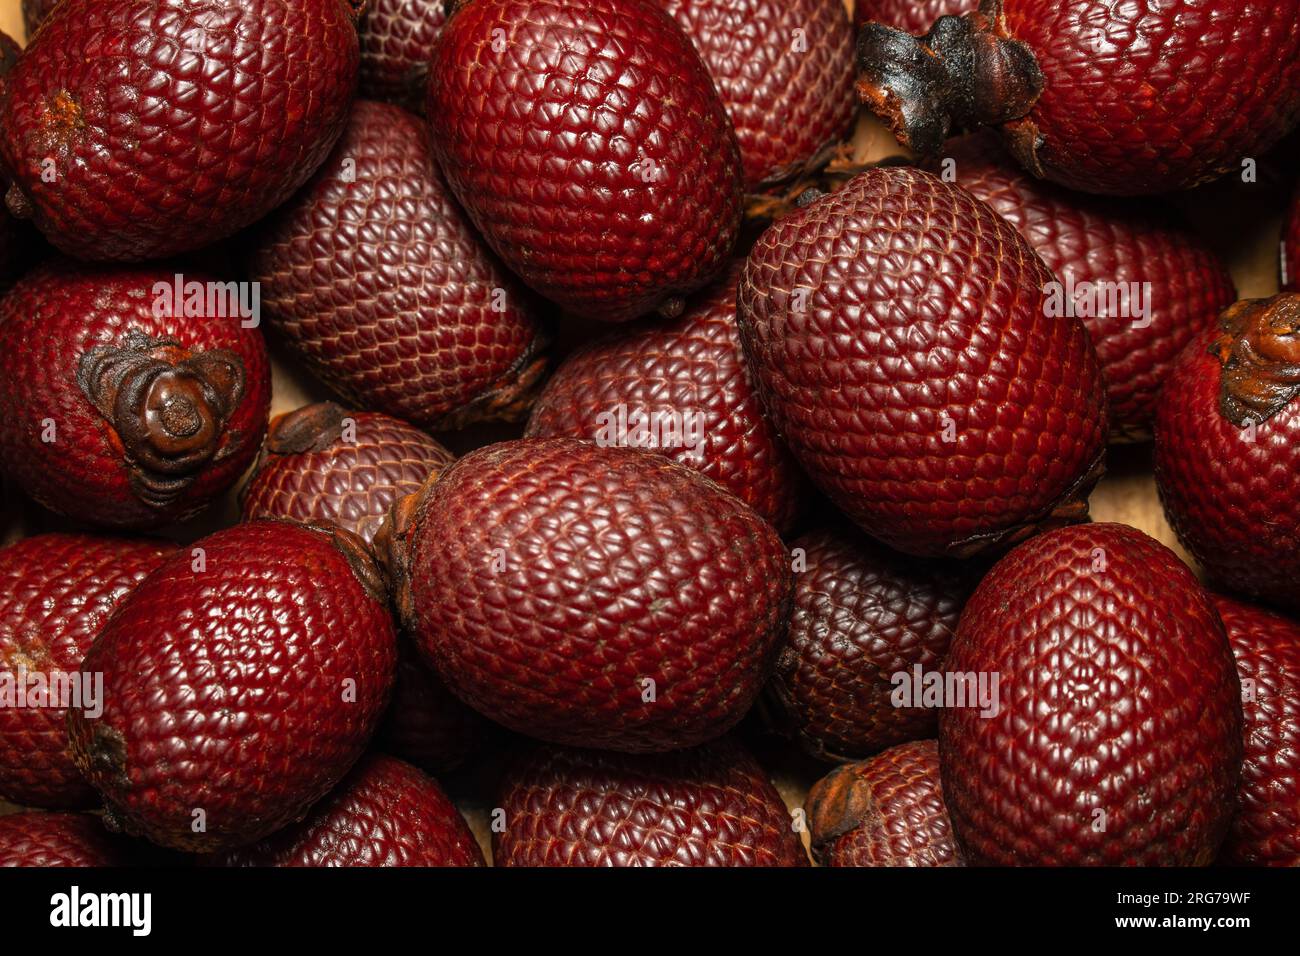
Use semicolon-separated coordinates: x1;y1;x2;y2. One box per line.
0;534;175;809
0;812;144;867
241;402;454;546
378;638;490;775
0;0;359;261
941;523;1242;865
387;438;792;753
854;0;975;32
1283;188;1300;292
806;740;961;867
216;755;484;867
358;0;446;112
494;740;807;866
937;133;1235;440
738;167;1108;558
251;99;547;430
0;261;271;529
1154;298;1300;612
427;0;743;323
768;529;970;762
67;521;397;852
526;264;805;533
659;0;855;191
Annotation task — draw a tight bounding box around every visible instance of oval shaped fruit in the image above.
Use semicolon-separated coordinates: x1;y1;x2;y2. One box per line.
738;166;1108;558
378;638;490;775
494;739;807;866
215;754;484;867
1154;296;1300;612
0;0;360;260
854;0;974;32
806;740;961;867
251;99;548;430
935;132;1235;440
0;261;272;529
67;521;397;852
359;0;446;112
385;437;792;753
767;529;970;762
1283;187;1300;292
940;523;1242;865
427;0;743;322
0;812;147;867
526;264;805;532
0;534;176;809
857;0;1300;195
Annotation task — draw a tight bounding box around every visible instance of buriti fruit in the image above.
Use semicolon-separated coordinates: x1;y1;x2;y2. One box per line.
67;521;397;852
358;0;446;112
378;638;491;775
856;0;1300;195
738;166;1108;558
805;740;961;867
0;261;271;529
215;755;484;867
526;263;806;533
0;0;360;261
0;812;149;867
1155;296;1300;612
0;534;176;809
427;0;743;322
940;523;1242;865
383;437;792;753
854;0;974;33
493;740;807;866
251;99;548;431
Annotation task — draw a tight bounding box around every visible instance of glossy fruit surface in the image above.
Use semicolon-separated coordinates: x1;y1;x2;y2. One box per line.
216;754;484;867
806;740;961;866
67;521;397;852
0;0;359;260
358;0;446;112
0;534;175;809
854;0;974;32
427;0;743;322
386;437;792;753
378;638;490;775
252;99;547;430
526;264;805;532
493;739;807;866
941;523;1241;865
738;166;1107;558
0;261;271;529
0;812;144;867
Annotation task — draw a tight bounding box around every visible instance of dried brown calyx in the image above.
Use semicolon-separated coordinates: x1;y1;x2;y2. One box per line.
77;330;245;508
1212;294;1300;426
264;401;350;456
296;520;389;606
804;761;876;865
372;476;444;629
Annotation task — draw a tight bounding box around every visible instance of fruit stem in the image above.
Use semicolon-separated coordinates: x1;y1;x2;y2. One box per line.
1213;295;1300;426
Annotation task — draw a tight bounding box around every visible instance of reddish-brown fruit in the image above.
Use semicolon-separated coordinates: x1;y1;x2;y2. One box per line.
427;0;743;322
378;638;490;776
385;437;792;753
738;167;1108;558
767;529;970;762
806;740;961;867
251;99;548;431
941;523;1242;865
854;0;975;33
934;132;1236;440
1155;296;1300;612
494;739;807;866
214;754;484;867
526;265;805;533
0;0;359;260
1283;187;1300;292
0;261;271;529
0;812;147;867
0;534;176;809
67;521;397;852
358;0;446;112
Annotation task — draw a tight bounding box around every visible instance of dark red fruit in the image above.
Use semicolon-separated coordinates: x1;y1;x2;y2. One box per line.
941;523;1242;865
1213;596;1300;866
857;0;1300;195
0;261;271;529
767;529;970;762
22;0;59;38
0;0;360;261
738;166;1108;558
67;521;397;852
935;132;1235;440
854;0;975;32
0;534;175;809
358;0;446;112
1155;296;1300;613
526;264;805;533
427;0;743;322
0;812;145;867
494;739;807;866
806;740;961;867
378;638;490;775
241;402;454;545
251;99;548;430
1283;187;1300;292
215;754;484;867
384;437;792;753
